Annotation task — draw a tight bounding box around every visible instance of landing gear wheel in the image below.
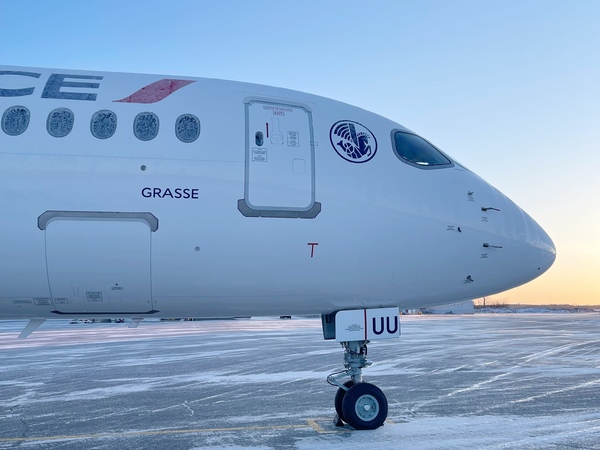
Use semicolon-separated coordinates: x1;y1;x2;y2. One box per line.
334;380;355;423
341;382;388;430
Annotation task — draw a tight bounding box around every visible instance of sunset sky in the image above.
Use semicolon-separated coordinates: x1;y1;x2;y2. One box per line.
1;0;598;304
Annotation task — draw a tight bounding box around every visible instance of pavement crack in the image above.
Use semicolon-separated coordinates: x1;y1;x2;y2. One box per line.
182;400;195;416
8;406;30;442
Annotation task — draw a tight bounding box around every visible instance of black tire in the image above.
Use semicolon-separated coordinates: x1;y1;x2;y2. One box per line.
334;380;355;423
341;382;388;430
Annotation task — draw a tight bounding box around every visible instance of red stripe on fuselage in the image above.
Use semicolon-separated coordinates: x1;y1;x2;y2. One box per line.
114;79;195;103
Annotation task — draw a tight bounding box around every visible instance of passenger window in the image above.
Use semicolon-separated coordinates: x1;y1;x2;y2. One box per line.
392;130;452;168
134;112;159;141
175;113;200;143
47;108;74;138
91;110;117;139
2;105;30;136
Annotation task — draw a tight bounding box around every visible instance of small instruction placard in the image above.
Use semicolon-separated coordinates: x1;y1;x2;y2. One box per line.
252;147;268;162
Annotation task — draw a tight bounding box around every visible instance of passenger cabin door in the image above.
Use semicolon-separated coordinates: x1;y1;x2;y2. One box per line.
239;99;320;218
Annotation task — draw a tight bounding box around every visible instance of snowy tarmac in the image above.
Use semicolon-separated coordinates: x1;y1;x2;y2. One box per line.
1;314;600;449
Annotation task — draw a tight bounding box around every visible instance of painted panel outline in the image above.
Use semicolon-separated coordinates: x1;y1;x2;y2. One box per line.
39;211;159;316
38;211;159;232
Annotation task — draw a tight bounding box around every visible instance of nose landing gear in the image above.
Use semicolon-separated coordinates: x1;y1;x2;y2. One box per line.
322;308;399;430
327;340;388;430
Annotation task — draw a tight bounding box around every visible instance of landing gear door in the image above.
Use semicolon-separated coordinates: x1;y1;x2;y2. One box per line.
238;99;320;218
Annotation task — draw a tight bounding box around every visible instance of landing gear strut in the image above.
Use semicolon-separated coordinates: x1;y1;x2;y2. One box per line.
327;340;388;430
322;308;399;430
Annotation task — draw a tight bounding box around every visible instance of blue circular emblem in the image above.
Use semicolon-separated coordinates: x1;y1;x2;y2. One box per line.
329;120;377;163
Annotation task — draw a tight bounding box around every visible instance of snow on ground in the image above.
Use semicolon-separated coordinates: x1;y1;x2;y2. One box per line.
475;307;598;314
1;314;600;449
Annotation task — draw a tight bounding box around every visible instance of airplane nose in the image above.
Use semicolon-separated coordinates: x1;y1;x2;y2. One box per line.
525;213;556;275
484;182;556;287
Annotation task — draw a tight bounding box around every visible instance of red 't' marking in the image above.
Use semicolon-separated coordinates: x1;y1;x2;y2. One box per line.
114;79;195;104
307;242;319;258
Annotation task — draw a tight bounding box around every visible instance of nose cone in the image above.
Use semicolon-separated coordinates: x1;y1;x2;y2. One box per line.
498;202;556;289
482;184;556;291
524;212;556;276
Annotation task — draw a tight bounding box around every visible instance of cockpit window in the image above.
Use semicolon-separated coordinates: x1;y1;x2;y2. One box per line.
392;130;452;169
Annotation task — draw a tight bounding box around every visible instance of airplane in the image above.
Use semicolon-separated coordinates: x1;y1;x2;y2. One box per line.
0;65;556;430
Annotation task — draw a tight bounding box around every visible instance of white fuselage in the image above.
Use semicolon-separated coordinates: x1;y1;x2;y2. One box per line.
0;66;556;319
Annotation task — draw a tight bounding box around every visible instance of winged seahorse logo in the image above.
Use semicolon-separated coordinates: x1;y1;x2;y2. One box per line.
329;120;377;163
